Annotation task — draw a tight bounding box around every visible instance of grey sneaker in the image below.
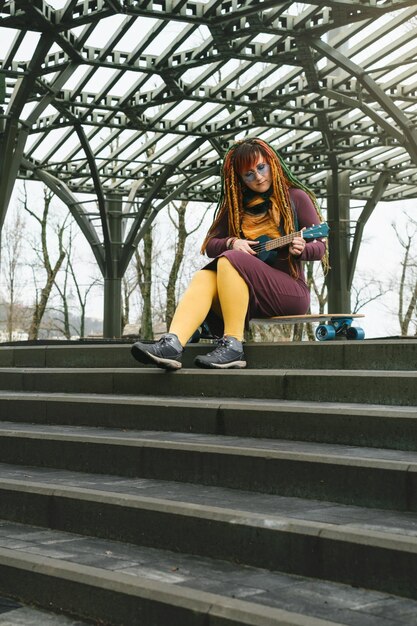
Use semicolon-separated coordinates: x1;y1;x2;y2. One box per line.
194;336;246;369
131;333;183;370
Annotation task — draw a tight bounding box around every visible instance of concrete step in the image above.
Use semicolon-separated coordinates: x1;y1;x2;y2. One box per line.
0;339;416;370
0;341;414;624
0;367;416;405
1;465;417;600
0;594;90;625
0;392;416;451
0;423;417;511
1;519;417;625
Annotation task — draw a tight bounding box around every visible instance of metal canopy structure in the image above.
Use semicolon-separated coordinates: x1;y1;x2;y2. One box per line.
0;0;417;335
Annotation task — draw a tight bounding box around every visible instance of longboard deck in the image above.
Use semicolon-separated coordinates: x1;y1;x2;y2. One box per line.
254;314;364;324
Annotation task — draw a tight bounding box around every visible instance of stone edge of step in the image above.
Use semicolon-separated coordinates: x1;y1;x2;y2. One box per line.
1;477;417;554
0;424;415;471
0;546;343;626
0;390;415;416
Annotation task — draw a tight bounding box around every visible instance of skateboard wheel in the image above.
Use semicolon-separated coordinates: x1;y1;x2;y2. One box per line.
315;324;336;341
346;326;365;340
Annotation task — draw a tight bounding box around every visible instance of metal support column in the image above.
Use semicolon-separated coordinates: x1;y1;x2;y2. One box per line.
103;194;123;338
326;170;351;313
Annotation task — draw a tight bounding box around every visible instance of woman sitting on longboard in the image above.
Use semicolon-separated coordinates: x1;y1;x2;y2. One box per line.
131;137;328;370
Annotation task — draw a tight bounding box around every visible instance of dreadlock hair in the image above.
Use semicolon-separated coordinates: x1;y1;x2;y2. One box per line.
201;137;329;276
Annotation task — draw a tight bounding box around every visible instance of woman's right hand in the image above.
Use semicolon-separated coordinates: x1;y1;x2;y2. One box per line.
231;238;259;255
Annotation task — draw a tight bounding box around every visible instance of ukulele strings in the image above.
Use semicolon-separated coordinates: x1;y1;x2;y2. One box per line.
250;231;300;254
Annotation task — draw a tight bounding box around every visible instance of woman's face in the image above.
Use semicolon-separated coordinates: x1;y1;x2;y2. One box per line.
239;154;272;193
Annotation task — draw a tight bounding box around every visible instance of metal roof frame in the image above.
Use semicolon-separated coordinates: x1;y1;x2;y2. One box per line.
0;0;416;333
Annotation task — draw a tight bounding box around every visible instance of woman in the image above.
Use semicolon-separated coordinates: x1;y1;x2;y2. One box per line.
131;137;327;370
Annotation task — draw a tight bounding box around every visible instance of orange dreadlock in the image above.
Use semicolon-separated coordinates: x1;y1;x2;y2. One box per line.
201;138;328;277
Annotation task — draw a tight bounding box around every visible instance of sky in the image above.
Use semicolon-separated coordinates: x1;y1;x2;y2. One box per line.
351;199;416;338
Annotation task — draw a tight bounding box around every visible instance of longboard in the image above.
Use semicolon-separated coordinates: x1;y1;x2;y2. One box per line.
252;314;365;341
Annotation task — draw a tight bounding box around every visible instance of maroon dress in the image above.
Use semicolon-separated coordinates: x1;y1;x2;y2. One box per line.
203;188;326;334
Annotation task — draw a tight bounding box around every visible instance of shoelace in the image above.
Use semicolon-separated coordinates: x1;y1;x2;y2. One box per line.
213;337;230;352
159;336;174;345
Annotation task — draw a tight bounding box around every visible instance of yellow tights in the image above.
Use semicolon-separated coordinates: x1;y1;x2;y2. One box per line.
169;257;249;345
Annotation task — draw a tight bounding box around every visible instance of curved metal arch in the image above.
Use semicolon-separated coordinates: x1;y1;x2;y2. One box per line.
22;158;106;274
347;171;390;290
120;164;219;275
120;136;207;272
0;33;55;226
74;124;113;269
309;37;417;165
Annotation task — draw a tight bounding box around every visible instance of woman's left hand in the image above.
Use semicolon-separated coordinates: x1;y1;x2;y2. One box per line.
289;235;306;256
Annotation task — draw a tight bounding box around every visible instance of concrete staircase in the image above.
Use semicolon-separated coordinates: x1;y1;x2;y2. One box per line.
0;339;416;625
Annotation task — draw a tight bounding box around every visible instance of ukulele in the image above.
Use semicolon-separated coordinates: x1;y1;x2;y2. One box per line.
250;223;329;264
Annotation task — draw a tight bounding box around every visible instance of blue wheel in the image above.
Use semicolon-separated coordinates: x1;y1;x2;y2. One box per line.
316;324;336;341
346;326;365;340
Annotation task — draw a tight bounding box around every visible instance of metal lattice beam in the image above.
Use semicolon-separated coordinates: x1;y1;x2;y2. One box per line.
1;0;417;331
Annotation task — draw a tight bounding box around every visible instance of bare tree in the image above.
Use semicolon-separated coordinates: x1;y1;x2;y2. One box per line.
301;260;329;340
351;275;389;315
122;272;137;332
164;201;211;330
23;185;68;340
52;223;76;339
134;227;154;340
51;225;100;339
1;209;26;340
307;261;328;314
70;271;99;339
392;215;417;336
54;260;72;339
125;138;158;339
